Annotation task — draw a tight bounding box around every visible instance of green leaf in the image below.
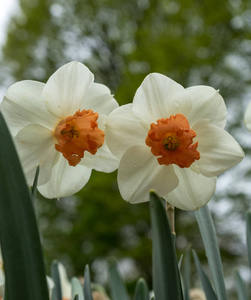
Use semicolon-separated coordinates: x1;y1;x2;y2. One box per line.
51;289;57;300
195;205;227;300
149;191;183;300
133;278;149;300
234;271;248;300
183;246;191;300
71;277;85;300
192;250;217;300
84;265;93;300
0;112;49;299
178;254;184;270
108;258;129;300
51;261;62;300
246;212;251;271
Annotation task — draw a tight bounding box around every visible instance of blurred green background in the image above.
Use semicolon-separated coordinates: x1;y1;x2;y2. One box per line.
1;0;251;298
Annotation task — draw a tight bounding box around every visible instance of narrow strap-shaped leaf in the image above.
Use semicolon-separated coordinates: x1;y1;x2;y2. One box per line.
234;271;248;300
71;277;85;300
192;250;217;300
195;205;227;300
31;165;40;201
51;289;57;300
246;212;251;272
178;254;184;270
84;265;93;300
51;261;62;300
108;259;129;300
150;191;183;300
183;246;191;300
133;278;149;300
0;112;49;300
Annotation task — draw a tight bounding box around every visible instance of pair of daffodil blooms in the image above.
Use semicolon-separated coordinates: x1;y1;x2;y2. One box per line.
0;62;245;211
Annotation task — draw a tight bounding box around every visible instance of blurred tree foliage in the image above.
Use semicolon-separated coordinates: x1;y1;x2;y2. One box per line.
1;0;251;296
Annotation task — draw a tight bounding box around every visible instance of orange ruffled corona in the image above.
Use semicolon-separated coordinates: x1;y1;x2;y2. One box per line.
54;109;105;166
145;113;200;168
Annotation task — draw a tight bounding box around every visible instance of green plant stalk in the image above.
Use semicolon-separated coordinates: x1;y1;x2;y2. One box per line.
183;246;191;300
150;191;183;300
192;249;217;300
108;259;129;300
0;112;49;300
234;271;248;300
31;165;40;202
246;212;251;273
195;205;227;300
71;277;84;300
51;261;62;300
84;265;93;300
133;278;149;300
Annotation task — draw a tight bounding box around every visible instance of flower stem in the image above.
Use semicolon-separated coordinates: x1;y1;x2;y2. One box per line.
166;201;175;235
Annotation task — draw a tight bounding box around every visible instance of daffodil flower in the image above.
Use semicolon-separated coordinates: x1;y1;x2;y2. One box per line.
1;61;119;199
106;73;244;210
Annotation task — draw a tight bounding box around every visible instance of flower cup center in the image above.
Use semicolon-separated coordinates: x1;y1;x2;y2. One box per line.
164;136;180;150
54;109;105;166
145;113;200;168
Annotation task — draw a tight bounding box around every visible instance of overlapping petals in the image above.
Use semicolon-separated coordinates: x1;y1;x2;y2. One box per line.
1;81;57;135
117;145;179;203
106;104;147;159
1;61;119;199
42;62;94;118
38;156;92;199
165;167;217;211
132;73;192;123
191;120;244;177
106;73;244;210
15;124;57;185
185;86;227;128
84;82;119;115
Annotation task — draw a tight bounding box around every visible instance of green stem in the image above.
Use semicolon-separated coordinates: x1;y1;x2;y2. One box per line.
195;205;227;300
166;201;175;235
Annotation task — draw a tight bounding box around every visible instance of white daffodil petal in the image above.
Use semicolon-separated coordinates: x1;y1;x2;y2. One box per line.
38;156;92;199
106;104;147;159
42;61;94;118
83;82;118;114
15;124;57;186
82;142;119;172
1;80;57;135
193;120;244;177
186;85;227;128
132;73;191;123
244;101;251;131
118;145;179;204
166;167;217;211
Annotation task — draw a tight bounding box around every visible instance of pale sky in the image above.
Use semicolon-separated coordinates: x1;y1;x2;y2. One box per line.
0;0;19;98
0;0;19;48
